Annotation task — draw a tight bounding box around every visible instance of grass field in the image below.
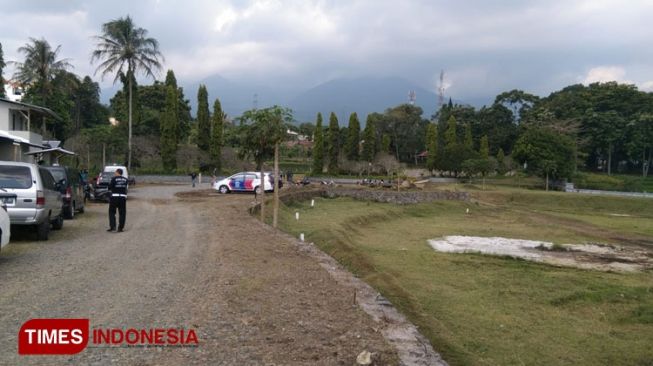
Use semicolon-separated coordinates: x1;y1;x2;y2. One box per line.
275;186;653;366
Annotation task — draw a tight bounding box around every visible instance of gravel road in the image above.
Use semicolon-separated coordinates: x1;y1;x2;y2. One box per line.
0;184;397;365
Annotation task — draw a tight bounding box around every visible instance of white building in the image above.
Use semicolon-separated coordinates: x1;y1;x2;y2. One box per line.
0;97;74;164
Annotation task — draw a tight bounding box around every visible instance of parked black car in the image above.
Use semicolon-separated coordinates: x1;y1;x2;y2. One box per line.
44;165;85;219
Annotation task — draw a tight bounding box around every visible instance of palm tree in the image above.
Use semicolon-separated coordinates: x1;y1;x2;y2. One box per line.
11;38;72;134
91;15;163;170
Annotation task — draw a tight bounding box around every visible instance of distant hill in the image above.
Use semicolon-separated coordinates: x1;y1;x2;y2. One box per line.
101;74;488;124
288;76;439;123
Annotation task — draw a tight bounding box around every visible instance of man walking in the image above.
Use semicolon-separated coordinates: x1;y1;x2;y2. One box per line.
108;168;129;232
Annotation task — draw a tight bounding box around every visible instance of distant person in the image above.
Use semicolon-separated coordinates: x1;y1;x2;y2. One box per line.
108;168;128;232
190;172;198;187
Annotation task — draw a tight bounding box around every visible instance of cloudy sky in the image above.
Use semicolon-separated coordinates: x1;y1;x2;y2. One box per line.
2;0;653;105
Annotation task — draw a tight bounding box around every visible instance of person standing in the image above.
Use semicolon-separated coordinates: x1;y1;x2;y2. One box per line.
108;168;128;232
190;172;198;187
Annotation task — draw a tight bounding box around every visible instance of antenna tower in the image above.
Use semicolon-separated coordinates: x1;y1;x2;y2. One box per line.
438;70;445;109
408;90;416;105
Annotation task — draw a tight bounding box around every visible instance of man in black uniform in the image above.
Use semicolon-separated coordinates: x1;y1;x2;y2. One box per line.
107;168;128;232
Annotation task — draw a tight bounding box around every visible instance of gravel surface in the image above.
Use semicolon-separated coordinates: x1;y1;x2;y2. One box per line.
0;184;397;365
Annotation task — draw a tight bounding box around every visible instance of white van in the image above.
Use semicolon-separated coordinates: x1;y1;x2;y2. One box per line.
103;165;129;179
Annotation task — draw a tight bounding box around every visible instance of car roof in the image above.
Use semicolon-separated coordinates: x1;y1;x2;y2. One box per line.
0;161;37;167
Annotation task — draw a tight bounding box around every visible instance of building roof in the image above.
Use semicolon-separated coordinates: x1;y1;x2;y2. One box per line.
24;147;76;156
0;97;62;121
0;130;44;148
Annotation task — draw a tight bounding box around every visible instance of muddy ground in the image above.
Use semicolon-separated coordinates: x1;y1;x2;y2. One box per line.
0;185;401;365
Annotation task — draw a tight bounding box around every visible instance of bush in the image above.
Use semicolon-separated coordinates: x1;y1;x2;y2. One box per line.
573;173;625;191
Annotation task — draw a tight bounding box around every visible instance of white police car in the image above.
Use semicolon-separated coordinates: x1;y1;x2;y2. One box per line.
212;172;278;194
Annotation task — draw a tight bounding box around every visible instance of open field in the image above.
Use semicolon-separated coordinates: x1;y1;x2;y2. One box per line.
275;186;653;365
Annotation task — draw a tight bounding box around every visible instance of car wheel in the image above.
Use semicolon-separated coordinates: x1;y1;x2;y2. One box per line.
52;215;64;230
36;221;50;241
64;203;74;219
254;186;262;195
219;185;229;194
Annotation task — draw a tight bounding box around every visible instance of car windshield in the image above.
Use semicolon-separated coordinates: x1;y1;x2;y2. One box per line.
0;166;33;189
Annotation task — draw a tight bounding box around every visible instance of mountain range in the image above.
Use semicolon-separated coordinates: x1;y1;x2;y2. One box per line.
102;75;490;125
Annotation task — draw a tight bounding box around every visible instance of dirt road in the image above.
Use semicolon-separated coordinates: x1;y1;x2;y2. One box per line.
0;185;397;365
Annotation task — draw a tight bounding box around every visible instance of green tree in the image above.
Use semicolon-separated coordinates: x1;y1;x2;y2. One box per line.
345;112;360;160
160;85;177;171
312;113;324;174
464;123;473;150
327;112;339;173
163;70;190;143
494;89;539;123
444;116;458;147
375;104;427;163
12;38;72;135
583;110;625;175
74;76;109;130
361;115;376;162
210;98;224;173
496;148;506;174
239;106;292;225
512;128;575;185
164;70;179;144
91;15;163;170
381;134;391;154
0;42;5;98
196;84;210;151
480;135;489;159
426;123;438;173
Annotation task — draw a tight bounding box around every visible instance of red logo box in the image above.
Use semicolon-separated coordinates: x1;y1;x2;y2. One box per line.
19;318;89;355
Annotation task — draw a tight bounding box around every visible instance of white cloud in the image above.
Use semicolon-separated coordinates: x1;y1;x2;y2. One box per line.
3;0;653;101
580;66;653;91
582;66;628;84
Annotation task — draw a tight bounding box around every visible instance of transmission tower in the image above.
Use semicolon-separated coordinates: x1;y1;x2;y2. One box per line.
438;70;445;109
253;93;258;110
408;90;416;105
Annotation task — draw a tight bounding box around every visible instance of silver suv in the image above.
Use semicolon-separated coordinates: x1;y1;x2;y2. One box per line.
0;162;64;240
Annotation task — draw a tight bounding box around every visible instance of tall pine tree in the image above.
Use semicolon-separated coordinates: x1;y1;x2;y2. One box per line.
345;112;360;160
160;85;178;171
312;113;324;174
327;112;339;173
464;123;473;150
361;115;376;162
444;116;458;148
480;135;489;159
381;134;391;154
164;70;179;143
196;85;210;151
426;123;438;173
210;98;224;173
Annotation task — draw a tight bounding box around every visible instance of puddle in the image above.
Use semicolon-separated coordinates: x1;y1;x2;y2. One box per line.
428;236;652;272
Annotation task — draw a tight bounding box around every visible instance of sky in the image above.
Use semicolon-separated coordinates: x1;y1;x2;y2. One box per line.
2;0;653;106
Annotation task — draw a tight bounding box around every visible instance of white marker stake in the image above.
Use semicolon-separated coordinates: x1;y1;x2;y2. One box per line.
295;212;300;220
300;233;305;242
311;199;315;207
